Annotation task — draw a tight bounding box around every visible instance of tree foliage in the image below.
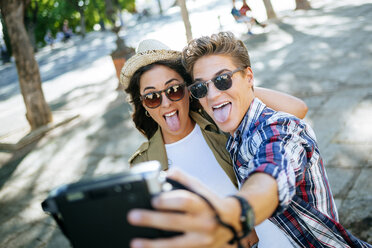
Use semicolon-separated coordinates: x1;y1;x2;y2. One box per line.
19;0;135;48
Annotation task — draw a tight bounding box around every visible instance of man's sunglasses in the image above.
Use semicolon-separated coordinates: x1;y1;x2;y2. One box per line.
140;83;186;109
188;68;244;99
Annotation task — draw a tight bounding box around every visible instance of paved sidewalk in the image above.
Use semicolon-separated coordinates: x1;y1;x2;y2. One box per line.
0;0;371;247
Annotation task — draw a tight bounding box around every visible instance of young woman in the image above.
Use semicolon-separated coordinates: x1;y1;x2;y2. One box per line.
120;39;307;248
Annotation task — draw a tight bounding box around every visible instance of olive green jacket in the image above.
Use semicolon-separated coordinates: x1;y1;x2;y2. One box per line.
129;110;238;188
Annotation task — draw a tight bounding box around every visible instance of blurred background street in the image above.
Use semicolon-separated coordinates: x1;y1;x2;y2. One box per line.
0;0;371;246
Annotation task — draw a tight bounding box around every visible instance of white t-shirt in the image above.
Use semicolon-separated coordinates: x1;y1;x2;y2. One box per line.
165;123;236;196
165;124;293;248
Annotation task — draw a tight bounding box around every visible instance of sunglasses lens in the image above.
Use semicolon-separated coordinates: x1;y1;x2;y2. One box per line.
143;92;161;108
214;74;232;91
190;83;208;99
166;85;185;101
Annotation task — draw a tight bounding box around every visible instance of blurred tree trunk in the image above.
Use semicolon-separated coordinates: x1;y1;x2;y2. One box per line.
178;0;192;42
156;0;163;15
0;0;52;130
105;0;116;24
67;0;86;38
171;0;178;7
25;21;36;50
262;0;277;19
295;0;311;10
105;0;135;90
79;8;86;38
24;0;38;51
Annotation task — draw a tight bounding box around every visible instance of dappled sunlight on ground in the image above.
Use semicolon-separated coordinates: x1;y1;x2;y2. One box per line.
0;0;371;246
335;94;372;145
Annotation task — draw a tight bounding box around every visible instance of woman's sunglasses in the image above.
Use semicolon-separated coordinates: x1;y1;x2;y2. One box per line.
140;83;186;109
188;68;244;99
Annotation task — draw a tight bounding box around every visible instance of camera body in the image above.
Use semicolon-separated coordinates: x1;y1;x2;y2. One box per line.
42;161;180;248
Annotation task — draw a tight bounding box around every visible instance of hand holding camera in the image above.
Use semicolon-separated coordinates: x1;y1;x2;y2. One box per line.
42;161;187;248
42;161;244;248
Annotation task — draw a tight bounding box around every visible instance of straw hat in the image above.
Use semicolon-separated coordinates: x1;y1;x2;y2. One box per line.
120;39;181;89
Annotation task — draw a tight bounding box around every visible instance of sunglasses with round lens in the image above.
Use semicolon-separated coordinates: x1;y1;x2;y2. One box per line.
188;68;243;99
140;83;186;109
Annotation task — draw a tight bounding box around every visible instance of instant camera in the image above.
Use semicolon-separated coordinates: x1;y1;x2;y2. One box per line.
41;161;181;248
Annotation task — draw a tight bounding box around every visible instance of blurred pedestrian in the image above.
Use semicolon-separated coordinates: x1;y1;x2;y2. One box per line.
44;29;54;48
62;20;73;42
231;0;266;35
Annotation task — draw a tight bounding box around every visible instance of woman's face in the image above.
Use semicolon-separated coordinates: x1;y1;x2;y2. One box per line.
139;65;194;144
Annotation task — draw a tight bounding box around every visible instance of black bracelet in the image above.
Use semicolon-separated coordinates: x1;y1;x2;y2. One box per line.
229;195;255;239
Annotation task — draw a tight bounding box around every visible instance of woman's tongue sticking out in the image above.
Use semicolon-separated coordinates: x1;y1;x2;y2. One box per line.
164;110;180;131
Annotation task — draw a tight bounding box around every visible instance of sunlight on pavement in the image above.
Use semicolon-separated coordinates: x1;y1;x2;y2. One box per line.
128;0;298;50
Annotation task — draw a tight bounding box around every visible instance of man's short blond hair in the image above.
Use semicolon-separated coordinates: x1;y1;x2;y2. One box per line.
182;32;251;77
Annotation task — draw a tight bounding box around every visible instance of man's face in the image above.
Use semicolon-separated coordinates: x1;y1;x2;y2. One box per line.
192;54;254;135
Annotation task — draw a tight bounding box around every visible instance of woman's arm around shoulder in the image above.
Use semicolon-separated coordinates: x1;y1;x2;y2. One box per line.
255;87;308;119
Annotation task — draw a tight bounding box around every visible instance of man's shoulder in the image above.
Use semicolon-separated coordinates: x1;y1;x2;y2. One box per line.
250;108;318;143
265;110;301;124
249;107;306;135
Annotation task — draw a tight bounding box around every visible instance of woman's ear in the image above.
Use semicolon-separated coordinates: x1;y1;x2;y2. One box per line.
141;101;146;109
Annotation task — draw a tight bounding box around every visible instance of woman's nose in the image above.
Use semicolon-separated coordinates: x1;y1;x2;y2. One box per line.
161;92;171;107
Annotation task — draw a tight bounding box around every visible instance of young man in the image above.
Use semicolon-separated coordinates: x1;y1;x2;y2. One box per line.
127;32;371;248
180;32;371;247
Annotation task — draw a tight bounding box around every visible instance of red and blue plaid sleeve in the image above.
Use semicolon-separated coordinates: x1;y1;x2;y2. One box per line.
245;117;310;214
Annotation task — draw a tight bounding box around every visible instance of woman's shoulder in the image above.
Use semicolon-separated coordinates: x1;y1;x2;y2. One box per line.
128;128;168;167
128;141;149;166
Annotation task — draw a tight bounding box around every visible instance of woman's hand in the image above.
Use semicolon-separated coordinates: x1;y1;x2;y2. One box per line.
127;169;241;248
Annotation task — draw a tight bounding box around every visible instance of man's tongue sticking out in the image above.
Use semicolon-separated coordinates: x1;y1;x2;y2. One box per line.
213;103;231;123
165;111;181;131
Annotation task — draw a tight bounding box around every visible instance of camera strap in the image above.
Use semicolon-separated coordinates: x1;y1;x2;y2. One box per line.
166;178;242;248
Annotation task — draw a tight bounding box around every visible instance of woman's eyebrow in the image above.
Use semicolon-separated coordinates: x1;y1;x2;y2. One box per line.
143;86;155;93
164;78;180;86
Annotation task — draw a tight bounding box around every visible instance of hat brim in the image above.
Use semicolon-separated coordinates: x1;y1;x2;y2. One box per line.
120;50;181;89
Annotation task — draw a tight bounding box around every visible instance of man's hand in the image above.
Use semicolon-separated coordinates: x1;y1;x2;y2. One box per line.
127;169;241;248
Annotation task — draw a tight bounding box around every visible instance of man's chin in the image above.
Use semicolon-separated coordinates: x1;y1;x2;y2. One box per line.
214;120;233;134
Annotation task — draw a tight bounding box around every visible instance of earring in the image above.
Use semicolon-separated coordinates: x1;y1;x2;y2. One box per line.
145;110;150;117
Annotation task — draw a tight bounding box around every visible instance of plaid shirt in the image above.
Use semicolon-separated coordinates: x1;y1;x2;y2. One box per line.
226;98;371;248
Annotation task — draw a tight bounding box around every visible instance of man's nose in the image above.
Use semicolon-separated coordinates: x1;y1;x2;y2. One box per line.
206;81;221;100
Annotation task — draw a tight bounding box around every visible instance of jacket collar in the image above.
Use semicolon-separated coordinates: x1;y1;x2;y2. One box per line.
190;110;219;133
147;127;169;171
